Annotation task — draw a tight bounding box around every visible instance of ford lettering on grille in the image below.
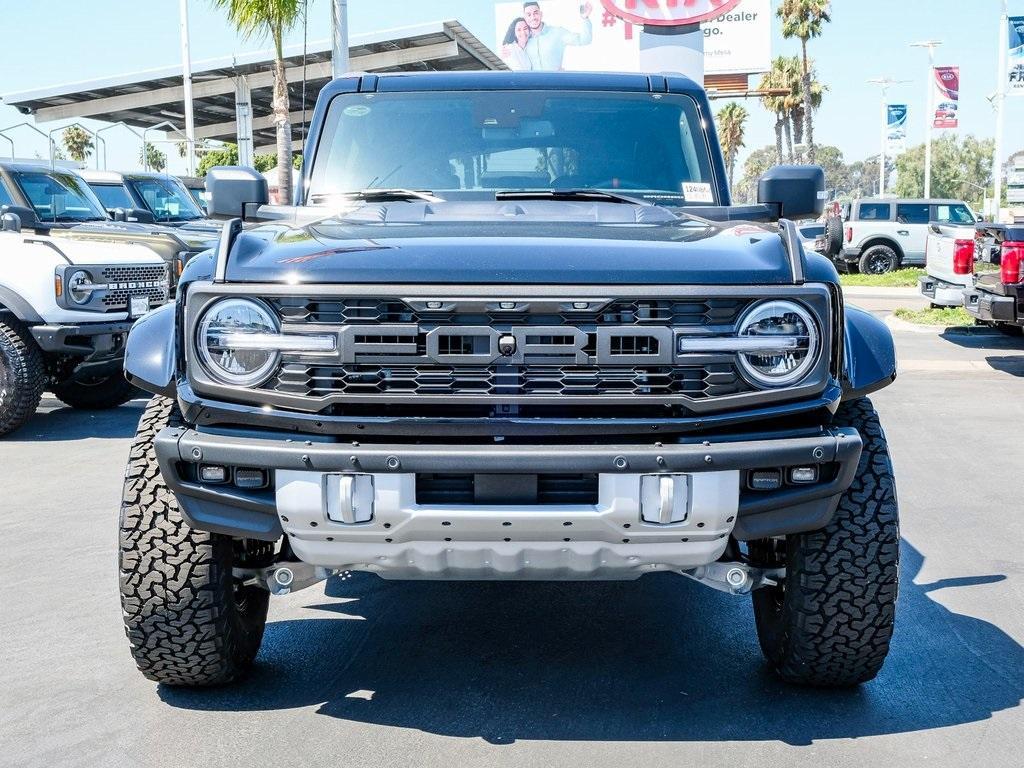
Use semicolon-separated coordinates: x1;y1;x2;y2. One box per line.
336;325;675;366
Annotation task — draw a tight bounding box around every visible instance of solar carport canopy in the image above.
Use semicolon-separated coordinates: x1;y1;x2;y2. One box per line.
3;21;505;150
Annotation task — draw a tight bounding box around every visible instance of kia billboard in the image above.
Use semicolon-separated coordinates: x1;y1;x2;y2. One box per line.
932;66;960;129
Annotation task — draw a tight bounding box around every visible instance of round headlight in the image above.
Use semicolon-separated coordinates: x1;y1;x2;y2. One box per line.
67;270;94;305
196;298;279;386
736;300;819;387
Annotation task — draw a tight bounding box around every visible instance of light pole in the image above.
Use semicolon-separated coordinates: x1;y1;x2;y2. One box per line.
993;0;1009;222
332;0;349;79
867;78;910;197
179;0;197;175
910;40;942;198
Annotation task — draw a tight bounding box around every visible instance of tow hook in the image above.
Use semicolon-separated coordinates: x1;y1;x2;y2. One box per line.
234;563;338;595
679;561;785;595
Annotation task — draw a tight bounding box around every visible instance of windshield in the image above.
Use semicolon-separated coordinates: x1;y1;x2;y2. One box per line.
127;177;204;222
12;170;107;222
90;183;135;211
308;90;717;207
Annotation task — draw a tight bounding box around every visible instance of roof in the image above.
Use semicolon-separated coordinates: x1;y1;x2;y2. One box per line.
79;169;179;183
363;70;703;93
3;20;506;149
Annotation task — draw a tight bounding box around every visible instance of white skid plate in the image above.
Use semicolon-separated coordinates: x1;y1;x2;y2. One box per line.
275;470;740;580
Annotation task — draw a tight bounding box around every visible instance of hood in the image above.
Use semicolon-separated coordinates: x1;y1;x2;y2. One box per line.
33;234;164;266
225;201;798;285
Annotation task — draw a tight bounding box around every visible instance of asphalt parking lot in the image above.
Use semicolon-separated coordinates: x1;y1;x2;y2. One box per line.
2;302;1022;768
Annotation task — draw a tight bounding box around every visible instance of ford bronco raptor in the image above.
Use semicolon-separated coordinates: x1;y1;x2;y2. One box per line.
119;72;899;688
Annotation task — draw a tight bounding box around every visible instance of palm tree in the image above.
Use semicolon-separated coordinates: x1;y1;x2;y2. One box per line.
777;0;831;163
211;0;303;202
790;64;825;148
716;102;749;192
758;58;793;165
62;126;94;163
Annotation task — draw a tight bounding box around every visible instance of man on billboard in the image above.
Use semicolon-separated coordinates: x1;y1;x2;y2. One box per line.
502;1;594;71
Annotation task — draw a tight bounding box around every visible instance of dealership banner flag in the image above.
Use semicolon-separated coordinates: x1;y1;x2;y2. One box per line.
886;104;908;155
932;66;960;128
1009;16;1024;95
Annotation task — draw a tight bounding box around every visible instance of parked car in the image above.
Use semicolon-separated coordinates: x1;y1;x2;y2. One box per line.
839;198;978;273
177;175;207;212
118;71;899;690
0;163;215;292
963;224;1024;335
0;205;169;436
919;221;982;307
797;222;824;250
80;170;219;233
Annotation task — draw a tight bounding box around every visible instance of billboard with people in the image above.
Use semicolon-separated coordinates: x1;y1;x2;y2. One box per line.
495;0;770;76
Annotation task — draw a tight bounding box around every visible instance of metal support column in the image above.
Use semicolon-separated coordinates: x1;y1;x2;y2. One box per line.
180;0;196;174
235;76;255;168
332;0;349;78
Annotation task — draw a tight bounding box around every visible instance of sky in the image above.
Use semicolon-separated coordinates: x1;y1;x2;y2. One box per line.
0;0;1020;176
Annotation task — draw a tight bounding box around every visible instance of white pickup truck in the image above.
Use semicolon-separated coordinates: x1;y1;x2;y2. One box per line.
839;198;979;274
919;222;982;307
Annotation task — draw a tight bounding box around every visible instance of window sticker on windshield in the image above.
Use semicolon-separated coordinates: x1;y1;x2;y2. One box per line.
682;182;714;203
343;105;371;117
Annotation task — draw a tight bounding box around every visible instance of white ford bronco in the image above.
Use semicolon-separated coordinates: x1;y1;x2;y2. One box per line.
0;206;169;436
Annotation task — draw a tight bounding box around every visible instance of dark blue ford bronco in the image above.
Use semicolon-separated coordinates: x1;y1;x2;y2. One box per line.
118;71;899;688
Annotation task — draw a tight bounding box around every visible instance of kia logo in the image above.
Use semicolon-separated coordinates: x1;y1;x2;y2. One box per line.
601;0;743;26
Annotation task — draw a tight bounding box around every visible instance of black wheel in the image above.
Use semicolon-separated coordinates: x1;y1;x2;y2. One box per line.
52;373;139;410
858;245;899;274
119;396;271;686
751;398;899;687
0;317;46;437
824;215;844;258
996;323;1023;337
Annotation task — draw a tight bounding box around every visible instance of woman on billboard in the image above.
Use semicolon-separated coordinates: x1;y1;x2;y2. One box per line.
501;16;533;70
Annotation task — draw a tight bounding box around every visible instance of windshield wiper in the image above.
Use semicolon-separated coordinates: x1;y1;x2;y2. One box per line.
313;189;444;204
494;189;652;206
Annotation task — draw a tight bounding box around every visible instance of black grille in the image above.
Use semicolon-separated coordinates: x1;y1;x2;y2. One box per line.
270;363;746;399
416;473;599;505
98;265;169;309
270;297;750;327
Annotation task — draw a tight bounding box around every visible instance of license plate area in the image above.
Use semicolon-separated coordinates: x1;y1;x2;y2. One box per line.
130;296;150;318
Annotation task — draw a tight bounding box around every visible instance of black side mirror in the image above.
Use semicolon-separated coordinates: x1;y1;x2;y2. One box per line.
0;204;41;231
112;207;156;224
206;166;269;220
757;165;826;221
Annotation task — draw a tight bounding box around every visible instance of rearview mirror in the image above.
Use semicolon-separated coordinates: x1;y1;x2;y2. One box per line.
757;165;826;221
206;166;269;219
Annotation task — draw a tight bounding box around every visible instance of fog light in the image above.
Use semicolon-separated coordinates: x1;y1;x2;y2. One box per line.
426;301;443;309
200;465;228;484
234;468;268;489
748;469;782;491
499;301;516;310
789;466;819;484
572;302;589;309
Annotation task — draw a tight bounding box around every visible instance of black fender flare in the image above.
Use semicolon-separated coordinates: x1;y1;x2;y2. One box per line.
0;285;43;323
842;305;896;400
124;302;177;398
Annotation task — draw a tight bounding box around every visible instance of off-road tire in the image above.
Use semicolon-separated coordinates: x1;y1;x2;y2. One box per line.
53;373;139;410
119;396;270;686
752;397;899;687
824;215;844;258
858;245;899;274
0;317;46;437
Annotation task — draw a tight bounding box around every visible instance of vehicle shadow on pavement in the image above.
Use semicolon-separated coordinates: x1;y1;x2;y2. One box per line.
158;540;1022;746
5;397;146;442
984;356;1024;377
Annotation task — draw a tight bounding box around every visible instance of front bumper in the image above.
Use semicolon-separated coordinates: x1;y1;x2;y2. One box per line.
963;287;1019;325
155;426;863;580
30;321;134;356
